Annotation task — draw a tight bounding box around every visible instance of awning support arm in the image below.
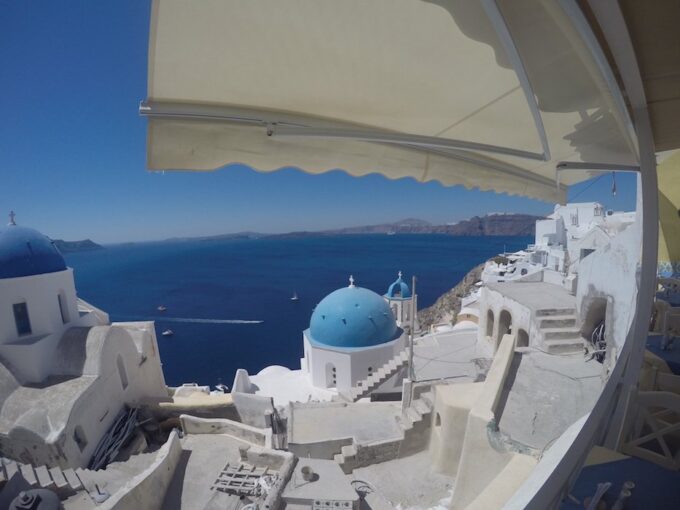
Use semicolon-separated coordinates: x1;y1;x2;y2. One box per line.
269;125;547;162
482;0;552;162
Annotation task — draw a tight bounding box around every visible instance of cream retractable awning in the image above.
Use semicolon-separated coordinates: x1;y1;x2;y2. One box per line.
658;151;680;276
143;0;639;203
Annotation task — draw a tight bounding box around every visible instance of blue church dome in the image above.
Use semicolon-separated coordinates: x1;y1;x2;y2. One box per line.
0;223;67;279
385;272;411;299
309;282;399;348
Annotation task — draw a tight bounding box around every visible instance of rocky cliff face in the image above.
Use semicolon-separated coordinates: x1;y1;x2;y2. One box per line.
323;214;541;236
445;214;540;236
418;263;485;329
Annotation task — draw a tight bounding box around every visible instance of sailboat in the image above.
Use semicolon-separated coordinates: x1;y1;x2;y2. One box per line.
290;291;299;301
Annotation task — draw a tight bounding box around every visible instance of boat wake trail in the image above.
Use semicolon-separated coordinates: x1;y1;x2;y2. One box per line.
120;316;263;324
160;317;263;324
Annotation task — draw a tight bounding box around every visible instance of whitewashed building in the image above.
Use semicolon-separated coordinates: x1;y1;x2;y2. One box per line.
0;219;167;469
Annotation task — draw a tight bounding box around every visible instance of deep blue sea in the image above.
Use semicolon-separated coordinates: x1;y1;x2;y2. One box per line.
63;235;530;387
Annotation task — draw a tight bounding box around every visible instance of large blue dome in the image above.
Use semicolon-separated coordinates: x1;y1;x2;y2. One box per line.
309;286;399;348
0;225;66;279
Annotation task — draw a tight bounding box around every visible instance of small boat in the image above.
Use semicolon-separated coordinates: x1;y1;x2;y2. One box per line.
157;305;167;312
386;231;396;236
215;383;229;393
161;329;174;337
291;291;299;301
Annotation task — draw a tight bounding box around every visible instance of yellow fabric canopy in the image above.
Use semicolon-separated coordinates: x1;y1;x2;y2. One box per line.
658;151;680;275
144;0;639;202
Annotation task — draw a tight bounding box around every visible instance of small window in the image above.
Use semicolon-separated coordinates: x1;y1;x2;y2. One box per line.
73;426;88;452
58;292;70;324
117;355;128;390
13;302;32;336
435;413;442;427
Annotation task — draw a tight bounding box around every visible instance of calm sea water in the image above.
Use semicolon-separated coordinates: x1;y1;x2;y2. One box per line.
64;235;530;386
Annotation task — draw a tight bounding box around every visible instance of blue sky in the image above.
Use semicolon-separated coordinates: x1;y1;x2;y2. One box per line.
0;1;637;244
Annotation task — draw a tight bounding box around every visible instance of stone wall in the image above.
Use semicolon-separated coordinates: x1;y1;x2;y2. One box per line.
179;415;272;447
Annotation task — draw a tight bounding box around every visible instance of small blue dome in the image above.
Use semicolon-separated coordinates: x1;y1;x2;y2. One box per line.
0;225;66;279
385;273;411;299
309;285;399;348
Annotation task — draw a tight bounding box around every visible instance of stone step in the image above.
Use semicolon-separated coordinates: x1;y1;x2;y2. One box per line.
543;338;585;354
4;460;19;481
405;407;421;424
49;466;69;491
542;328;583;340
535;308;576;317
397;414;414;431
419;391;435;407
413;399;431;415
341;445;357;459
35;465;54;489
19;463;37;486
538;316;577;328
63;468;83;491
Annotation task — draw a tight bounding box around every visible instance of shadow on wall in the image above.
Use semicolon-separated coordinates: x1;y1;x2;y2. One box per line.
580;295;608;342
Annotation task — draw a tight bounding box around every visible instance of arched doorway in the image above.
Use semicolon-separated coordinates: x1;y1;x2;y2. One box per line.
517;328;529;347
486;309;495;339
497;310;512;348
325;362;337;388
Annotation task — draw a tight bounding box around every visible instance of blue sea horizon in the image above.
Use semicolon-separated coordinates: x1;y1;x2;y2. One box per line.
64;234;530;387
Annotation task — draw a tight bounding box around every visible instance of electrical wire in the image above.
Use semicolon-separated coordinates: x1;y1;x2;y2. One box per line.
569;173;607;202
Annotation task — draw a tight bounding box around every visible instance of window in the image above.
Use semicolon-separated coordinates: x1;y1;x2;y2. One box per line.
13;302;31;336
58;292;70;324
73;426;88;452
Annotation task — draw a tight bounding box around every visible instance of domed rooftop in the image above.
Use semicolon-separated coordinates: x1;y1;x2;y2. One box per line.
309;277;399;348
0;215;66;279
385;271;411;299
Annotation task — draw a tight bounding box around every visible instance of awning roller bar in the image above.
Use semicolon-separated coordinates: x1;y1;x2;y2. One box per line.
556;162;640;172
140;100;547;162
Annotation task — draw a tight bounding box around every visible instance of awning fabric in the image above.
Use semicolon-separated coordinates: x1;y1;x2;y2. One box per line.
144;0;639;203
658;151;680;276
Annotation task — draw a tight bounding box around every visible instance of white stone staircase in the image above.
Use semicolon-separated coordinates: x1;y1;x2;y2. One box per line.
333;390;435;473
0;457;85;497
341;350;410;402
535;308;585;354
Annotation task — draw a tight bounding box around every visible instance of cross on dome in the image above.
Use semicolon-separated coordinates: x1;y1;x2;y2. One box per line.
348;275;355;287
8;211;16;226
398;270;403;280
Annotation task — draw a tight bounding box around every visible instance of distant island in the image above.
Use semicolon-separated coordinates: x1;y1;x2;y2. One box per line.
52;239;104;253
167;213;543;243
320;214;542;236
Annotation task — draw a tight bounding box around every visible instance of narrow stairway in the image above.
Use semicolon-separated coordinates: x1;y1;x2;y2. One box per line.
333;390;435;473
0;457;84;498
340;349;410;402
535;307;584;354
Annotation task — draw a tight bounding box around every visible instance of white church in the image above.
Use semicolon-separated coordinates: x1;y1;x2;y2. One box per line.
242;273;418;403
0;214;167;469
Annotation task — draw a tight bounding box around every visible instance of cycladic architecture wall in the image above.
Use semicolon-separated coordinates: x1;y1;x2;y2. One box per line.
0;219;168;468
